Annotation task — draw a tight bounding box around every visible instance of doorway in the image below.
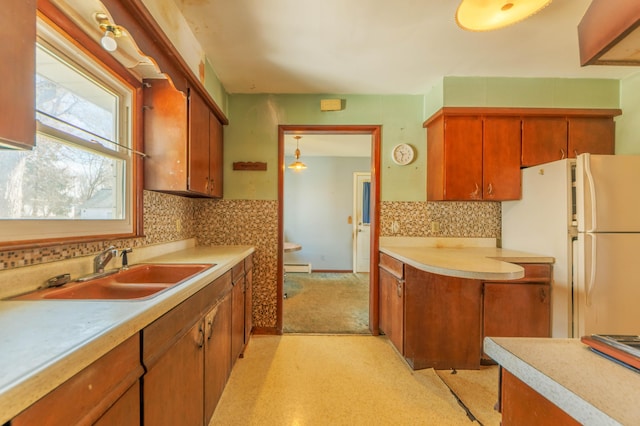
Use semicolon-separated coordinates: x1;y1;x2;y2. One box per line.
277;125;381;335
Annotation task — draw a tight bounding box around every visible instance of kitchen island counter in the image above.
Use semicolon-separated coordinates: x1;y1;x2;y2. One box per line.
485;337;640;425
0;244;254;425
380;237;554;281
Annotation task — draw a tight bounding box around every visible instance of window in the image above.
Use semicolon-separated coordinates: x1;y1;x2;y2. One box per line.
0;20;135;243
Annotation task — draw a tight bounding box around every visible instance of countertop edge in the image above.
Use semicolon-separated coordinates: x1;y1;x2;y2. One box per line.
0;245;255;424
483;337;620;425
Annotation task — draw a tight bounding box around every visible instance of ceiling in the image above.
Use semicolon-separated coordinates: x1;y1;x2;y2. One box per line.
172;0;638;95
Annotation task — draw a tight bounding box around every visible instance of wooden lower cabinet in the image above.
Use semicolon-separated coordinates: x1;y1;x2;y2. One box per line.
378;253;552;370
231;262;246;361
142;268;238;426
501;369;580;426
12;335;143;426
378;254;405;353
405;265;483;370
204;291;232;422
244;254;254;345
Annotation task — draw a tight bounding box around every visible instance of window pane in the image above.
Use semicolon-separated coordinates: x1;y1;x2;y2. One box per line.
0;134;124;220
36;44;118;149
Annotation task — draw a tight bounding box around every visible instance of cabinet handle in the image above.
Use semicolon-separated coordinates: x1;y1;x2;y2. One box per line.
196;323;205;348
471;183;480;198
539;287;547;302
487;183;493;195
206;306;218;340
396;281;403;298
560;148;566;159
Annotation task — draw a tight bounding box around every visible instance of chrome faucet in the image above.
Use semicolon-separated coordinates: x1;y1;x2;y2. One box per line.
94;245;117;273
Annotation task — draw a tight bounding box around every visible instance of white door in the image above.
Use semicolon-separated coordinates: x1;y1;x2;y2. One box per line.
575;232;640;336
353;173;371;273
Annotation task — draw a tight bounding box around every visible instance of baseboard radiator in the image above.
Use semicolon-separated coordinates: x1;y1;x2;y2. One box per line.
284;263;312;273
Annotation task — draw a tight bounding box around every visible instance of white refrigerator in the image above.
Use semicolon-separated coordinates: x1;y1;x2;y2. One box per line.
502;154;640;338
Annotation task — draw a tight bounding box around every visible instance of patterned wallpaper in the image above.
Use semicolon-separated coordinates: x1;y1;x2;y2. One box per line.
0;193;501;330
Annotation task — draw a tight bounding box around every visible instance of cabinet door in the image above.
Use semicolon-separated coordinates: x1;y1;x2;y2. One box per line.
143;320;204;426
209;112;224;198
404;266;482;370
521;117;568;166
483;117;521;200
231;273;246;362
143;79;189;192
0;0;35;149
244;265;253;344
568;117;615;157
443;116;484;200
204;293;232;423
378;266;404;353
12;335;142;426
188;89;210;195
483;283;551;340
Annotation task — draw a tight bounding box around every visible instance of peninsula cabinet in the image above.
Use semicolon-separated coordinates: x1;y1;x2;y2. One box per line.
12;334;143;425
143;79;224;198
378;252;553;370
425;113;521;201
142;270;234;426
482;263;552;362
378;253;405;352
0;0;35;149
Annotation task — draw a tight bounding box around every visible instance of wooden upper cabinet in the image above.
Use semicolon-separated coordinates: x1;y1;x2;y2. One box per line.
0;0;35;149
188;89;210;196
521;117;568;167
426;111;520;201
483;117;521;201
427;114;483;201
209;112;224;198
144;79;224;198
568;116;615;157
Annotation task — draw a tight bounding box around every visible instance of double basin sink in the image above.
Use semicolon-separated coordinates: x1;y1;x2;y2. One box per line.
11;263;214;301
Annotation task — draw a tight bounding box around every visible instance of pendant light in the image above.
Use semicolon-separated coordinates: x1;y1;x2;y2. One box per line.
288;136;307;171
456;0;552;32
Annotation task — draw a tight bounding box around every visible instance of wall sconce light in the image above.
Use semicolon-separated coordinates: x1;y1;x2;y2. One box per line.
95;13;123;52
455;0;552;32
288;136;307;171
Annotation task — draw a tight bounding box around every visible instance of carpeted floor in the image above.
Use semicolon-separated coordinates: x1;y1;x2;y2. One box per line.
210;335;492;425
283;272;369;334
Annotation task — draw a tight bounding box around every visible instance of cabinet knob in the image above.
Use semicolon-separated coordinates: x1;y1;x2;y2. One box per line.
471;183;480;198
487;183;493;195
396;281;403;298
539;287;547;302
196;323;205;348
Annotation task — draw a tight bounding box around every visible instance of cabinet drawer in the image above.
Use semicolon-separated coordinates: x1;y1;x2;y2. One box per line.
379;252;403;279
511;263;552;283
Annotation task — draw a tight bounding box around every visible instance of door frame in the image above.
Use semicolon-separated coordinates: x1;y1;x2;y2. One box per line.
277;125;381;335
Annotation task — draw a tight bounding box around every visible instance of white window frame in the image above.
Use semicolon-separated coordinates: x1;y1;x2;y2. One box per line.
0;19;135;244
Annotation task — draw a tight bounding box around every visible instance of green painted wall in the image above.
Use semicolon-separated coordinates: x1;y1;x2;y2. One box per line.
617;72;640;154
203;59;229;117
223;94;426;201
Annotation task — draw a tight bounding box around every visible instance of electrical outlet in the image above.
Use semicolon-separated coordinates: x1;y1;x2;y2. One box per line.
391;221;400;234
431;221;440;233
176;219;182;232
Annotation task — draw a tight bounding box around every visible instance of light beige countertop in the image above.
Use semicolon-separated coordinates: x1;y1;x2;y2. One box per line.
379;237;554;280
484;337;640;425
0;245;254;425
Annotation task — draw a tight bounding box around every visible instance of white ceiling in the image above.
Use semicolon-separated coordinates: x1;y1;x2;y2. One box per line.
171;0;640;156
172;0;638;95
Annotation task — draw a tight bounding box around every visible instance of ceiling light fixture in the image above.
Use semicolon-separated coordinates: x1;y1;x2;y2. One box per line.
95;13;123;52
455;0;552;32
288;136;307;171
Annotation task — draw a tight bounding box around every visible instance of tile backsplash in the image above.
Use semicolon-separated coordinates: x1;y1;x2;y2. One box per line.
0;194;501;330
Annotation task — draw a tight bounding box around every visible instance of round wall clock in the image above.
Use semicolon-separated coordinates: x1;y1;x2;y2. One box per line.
391;143;415;165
